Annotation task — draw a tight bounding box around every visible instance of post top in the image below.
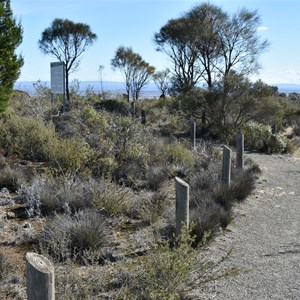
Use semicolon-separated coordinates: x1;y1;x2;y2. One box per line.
26;252;54;274
175;177;189;187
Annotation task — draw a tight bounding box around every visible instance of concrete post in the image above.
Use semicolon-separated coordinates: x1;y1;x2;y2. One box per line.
26;252;55;300
175;177;189;236
236;131;244;170
190;119;196;150
222;146;232;186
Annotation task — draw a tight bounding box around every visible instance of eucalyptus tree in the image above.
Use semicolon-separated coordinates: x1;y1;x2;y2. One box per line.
152;68;171;98
185;3;227;89
217;8;270;77
38;18;97;104
111;46;155;101
154;17;202;94
0;0;23;113
155;2;269;92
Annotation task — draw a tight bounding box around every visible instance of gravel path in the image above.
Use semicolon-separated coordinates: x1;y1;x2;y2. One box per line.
198;152;300;300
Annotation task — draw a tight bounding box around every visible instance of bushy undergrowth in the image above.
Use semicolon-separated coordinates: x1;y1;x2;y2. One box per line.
0;165;24;192
243;121;293;153
39;210;110;264
188;161;255;244
17;175;131;218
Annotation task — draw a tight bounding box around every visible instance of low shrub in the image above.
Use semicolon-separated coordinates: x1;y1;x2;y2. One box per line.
99;99;130;115
46;136;90;174
135;190;170;225
0;115;57;161
91;180;131;217
0;253;13;281
228;169;256;202
242;122;272;151
266;133;287;153
0;166;24;192
146;164;169;191
166;142;196;167
188;161;255;245
39;210;110;264
17;176;131;218
117;228;198;300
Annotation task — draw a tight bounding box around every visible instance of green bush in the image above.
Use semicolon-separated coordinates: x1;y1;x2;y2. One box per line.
118;228;198;300
99;99;130;115
266;133;287;153
243;122;291;153
47;136;90;174
242;122;272;151
0;115;57;161
166;143;195;166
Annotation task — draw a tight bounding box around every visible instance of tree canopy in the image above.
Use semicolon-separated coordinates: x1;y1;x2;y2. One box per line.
111;46;155;101
0;0;23;113
38;18;97;104
154;2;269;93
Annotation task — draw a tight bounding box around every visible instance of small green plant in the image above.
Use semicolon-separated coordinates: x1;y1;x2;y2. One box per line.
118;227;197;300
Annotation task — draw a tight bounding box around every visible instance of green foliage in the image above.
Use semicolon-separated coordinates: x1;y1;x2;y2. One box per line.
99;99;130;115
0;115;57;161
111;46;155;101
166;143;195;166
0;0;24;113
242;122;272;151
47;136;90;174
0;114;89;173
118;227;198;300
155;2;269;93
267;133;287;154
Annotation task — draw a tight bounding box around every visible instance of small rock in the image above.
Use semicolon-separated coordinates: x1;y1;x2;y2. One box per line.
23;222;31;229
6;212;15;219
0;187;10;195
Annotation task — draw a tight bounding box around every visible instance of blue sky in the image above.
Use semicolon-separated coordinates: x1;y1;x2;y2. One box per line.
11;0;300;84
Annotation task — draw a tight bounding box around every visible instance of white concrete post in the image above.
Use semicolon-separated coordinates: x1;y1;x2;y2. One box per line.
222;146;232;186
175;177;189;236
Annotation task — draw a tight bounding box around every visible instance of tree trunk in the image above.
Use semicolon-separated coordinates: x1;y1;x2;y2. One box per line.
65;68;70;110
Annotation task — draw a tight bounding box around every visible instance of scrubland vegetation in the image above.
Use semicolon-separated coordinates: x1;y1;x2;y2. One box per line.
2;0;300;298
0;80;300;299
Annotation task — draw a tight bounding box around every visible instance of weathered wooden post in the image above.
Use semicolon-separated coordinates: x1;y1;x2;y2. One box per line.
236;130;244;170
26;252;55;300
141;109;147;125
175;177;189;236
190;119;196;151
222;146;232;186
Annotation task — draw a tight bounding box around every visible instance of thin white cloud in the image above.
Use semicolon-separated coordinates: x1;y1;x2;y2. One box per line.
257;26;269;31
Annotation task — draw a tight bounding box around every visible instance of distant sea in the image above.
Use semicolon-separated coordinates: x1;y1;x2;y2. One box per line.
13;81;162;99
13;81;300;97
